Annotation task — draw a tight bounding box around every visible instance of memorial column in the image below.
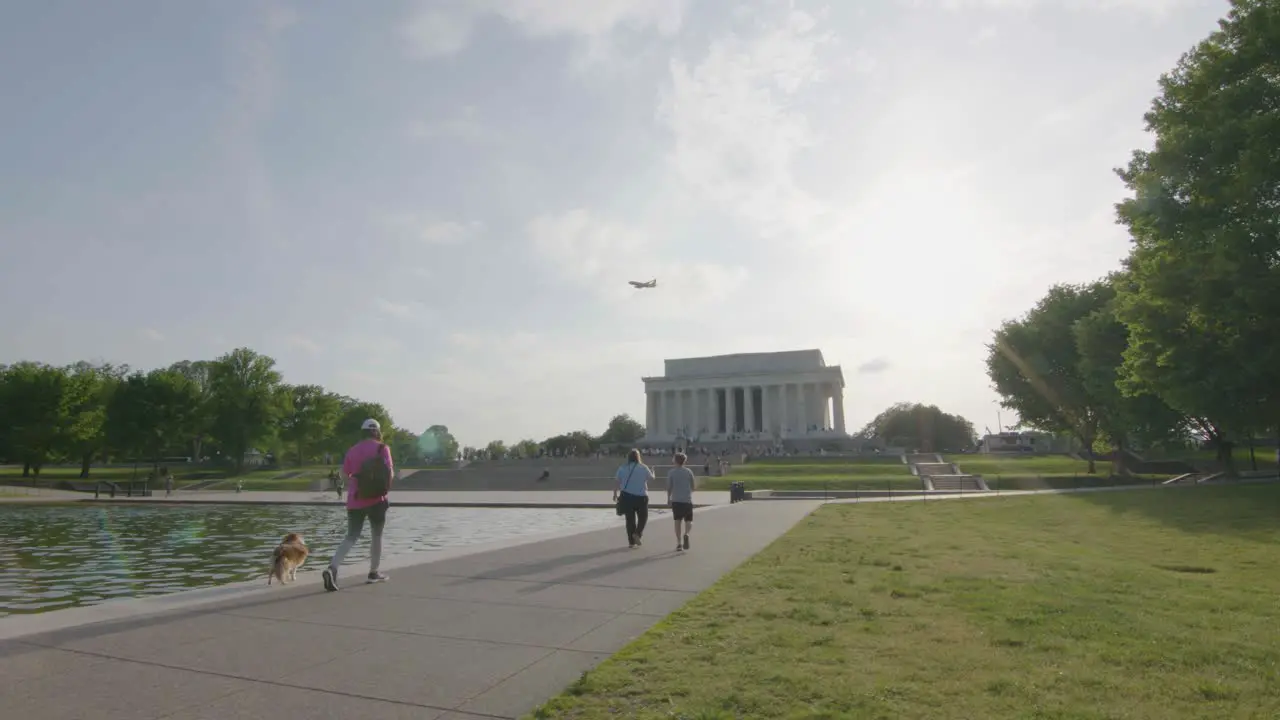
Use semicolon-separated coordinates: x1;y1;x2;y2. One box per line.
744;386;755;432
645;390;655;437
834;386;846;434
726;386;737;434
676;390;685;438
780;383;790;436
798;383;809;433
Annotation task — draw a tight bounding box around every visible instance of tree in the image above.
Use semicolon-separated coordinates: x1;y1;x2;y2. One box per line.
419;425;460;462
1072;285;1190;465
330;400;393;456
1113;0;1280;474
987;283;1115;473
544;431;596;456
512;439;540;458
599;413;645;445
277;385;341;466
0;362;70;476
485;440;508;459
386;426;420;466
856;402;976;452
207;348;284;474
167;360;215;462
105;369;202;470
61;362;127;478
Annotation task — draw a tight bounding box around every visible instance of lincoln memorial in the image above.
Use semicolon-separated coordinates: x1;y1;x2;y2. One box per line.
642;349;846;444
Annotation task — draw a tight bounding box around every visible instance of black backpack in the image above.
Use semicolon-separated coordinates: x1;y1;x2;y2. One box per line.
354;443;391;499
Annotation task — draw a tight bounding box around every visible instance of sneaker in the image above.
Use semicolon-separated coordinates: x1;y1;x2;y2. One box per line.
322;567;339;592
367;571;389;584
683;534;690;550
676;544;683;552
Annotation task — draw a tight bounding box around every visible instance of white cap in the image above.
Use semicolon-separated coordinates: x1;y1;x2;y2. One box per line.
361;418;381;431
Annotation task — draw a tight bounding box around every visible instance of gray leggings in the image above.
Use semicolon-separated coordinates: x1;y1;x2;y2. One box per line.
328;501;388;573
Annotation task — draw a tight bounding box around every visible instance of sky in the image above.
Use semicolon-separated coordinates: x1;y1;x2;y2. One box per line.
0;0;1230;447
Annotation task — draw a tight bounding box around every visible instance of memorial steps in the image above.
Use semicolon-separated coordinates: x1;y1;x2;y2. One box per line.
907;454;988;492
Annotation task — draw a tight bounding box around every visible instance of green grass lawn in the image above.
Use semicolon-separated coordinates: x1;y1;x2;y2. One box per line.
1150;447;1279;470
697;458;915;491
700;476;923;491
735;462;911;478
532;484;1280;719
0;464;337;490
944;454;1097;476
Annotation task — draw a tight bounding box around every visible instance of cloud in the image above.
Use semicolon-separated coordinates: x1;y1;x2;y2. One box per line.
372;297;429;320
408;106;493;143
933;0;1194;13
140;328;164;342
401;0;685;59
527;209;748;309
420;220;484;245
857;357;891;374
376;213;484;245
657;7;831;240
284;334;320;354
529;209;646;285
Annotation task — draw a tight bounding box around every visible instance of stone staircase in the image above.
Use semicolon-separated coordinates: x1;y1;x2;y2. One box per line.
907;453;987;492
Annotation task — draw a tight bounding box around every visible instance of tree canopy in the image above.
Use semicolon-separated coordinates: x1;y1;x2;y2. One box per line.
0;348;423;478
1112;0;1280;469
857;402;976;452
989;0;1280;475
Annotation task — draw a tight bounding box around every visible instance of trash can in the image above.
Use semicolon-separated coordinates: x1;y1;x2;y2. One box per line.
730;481;745;504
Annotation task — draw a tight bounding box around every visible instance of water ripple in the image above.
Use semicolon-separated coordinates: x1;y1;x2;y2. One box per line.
0;504;612;616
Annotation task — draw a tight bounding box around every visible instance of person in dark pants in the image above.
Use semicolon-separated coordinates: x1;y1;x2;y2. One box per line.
322;418;394;591
613;448;653;548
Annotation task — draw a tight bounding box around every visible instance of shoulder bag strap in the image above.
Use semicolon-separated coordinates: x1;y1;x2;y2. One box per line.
621;463;638;495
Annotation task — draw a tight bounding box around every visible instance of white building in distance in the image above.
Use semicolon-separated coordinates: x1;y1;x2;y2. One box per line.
642;349;846;444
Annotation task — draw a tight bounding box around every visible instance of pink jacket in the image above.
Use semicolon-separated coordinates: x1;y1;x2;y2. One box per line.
341;439;394;509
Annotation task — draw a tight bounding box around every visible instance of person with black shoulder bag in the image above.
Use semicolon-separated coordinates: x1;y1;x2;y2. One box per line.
613;448;653;548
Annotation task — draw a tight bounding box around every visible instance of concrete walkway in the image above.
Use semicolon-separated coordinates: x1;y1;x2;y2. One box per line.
0;487;86;503
1;499;819;719
81;489;734;508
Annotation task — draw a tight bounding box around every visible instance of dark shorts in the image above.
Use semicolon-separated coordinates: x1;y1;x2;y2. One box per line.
346;500;389;534
671;502;694;522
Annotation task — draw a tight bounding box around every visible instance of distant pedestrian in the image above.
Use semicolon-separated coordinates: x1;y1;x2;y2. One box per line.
667;452;696;551
323;418;394;591
613;449;653;548
164;473;174;497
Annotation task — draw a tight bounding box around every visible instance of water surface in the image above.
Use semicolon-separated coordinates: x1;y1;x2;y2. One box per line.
0;503;612;616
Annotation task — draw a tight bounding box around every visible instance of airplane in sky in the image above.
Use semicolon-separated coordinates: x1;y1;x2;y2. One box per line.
629;278;657;289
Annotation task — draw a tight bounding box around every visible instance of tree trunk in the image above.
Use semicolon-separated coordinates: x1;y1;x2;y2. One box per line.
1080;434;1097;474
1248;437;1256;471
297;442;304;468
1217;439;1237;477
1111;438;1126;477
79;451;92;479
22;461;30;478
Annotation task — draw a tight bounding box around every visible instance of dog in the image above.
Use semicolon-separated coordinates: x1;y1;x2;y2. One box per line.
268;532;309;585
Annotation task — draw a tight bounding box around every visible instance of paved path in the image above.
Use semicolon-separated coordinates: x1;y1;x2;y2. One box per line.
1;499;819;719
0;487;86;503
83;489;735;508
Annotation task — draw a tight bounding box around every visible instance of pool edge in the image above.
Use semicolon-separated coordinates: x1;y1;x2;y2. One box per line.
0;504;736;641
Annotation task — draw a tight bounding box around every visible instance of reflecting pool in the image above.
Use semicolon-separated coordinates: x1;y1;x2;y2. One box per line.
0;503;612;616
